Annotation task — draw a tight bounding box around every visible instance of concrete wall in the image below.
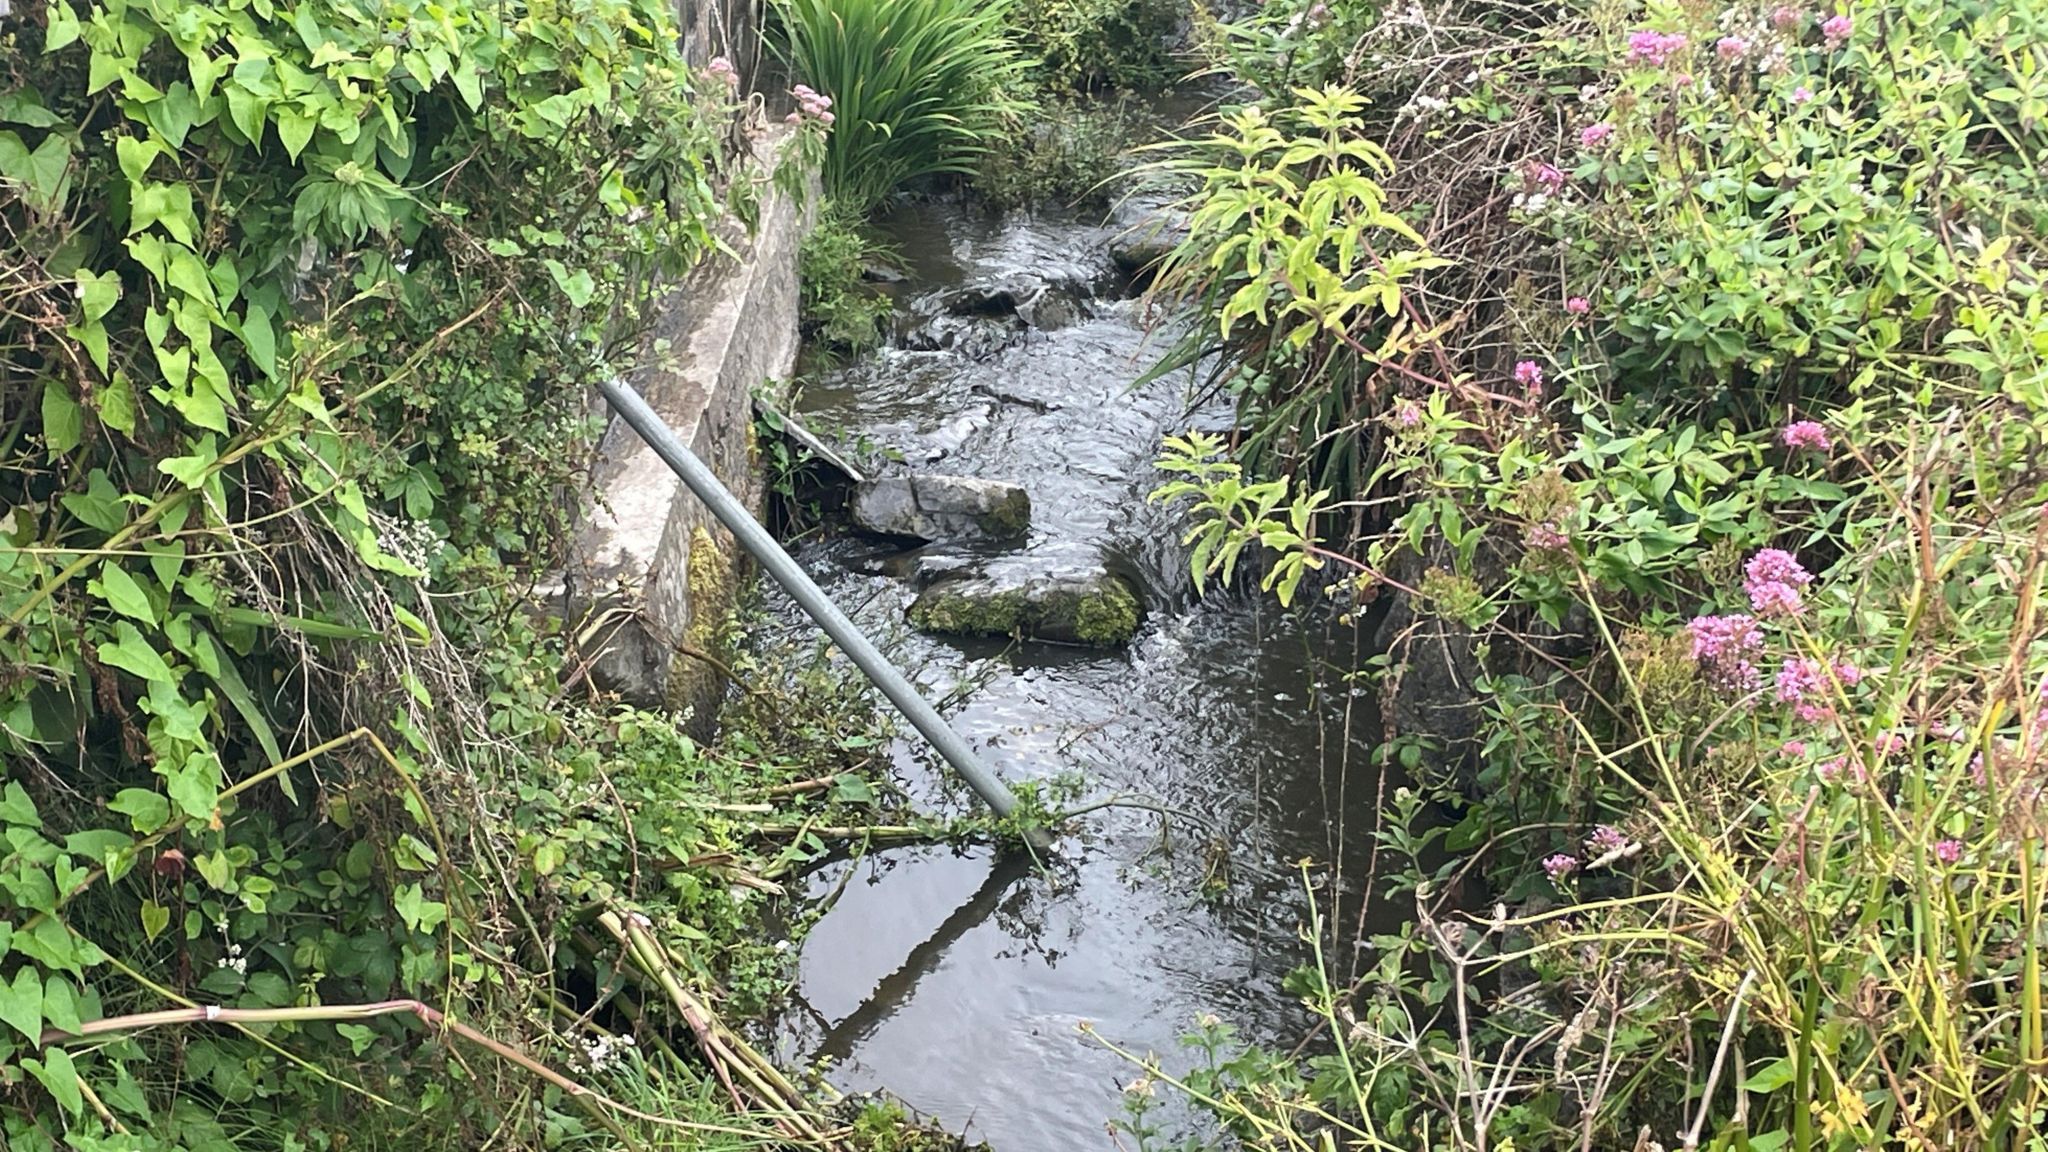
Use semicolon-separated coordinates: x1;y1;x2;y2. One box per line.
559;129;808;720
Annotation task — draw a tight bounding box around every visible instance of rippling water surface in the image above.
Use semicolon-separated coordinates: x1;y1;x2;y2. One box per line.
759;202;1398;1151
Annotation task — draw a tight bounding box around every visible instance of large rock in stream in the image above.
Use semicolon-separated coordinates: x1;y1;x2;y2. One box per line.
851;475;1031;543
908;570;1143;647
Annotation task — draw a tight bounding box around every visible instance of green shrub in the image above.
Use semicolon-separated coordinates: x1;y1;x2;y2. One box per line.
1011;0;1187;93
799;202;895;352
773;0;1035;210
0;0;859;1138
976;96;1145;208
1553;0;2048;410
1132;0;2048;1146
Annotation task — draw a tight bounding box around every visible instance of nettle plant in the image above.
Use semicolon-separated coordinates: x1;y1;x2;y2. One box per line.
1551;0;2048;408
0;0;749;1139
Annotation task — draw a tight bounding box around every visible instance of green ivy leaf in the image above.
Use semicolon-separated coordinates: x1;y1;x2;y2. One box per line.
277;108;316;160
140;899;171;941
98;370;137;436
0;967;43;1042
544;258;597;307
43;0;81;53
0;130;71;213
39;977;81;1036
75;268;121;322
41;378;82;454
165;753;221;824
159;435;219;488
0;780;38;825
240;302;278;379
59;468;127;533
97;621;176;684
25;1047;83;1118
109;788;172;833
92;561;156;624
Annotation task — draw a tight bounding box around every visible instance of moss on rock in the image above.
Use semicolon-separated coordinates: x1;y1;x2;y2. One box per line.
907;571;1142;647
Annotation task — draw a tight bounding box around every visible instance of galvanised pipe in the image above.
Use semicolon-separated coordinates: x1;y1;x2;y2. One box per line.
596;377;1044;846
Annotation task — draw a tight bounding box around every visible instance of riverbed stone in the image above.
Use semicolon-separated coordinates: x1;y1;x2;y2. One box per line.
850;475;1031;543
908;570;1142;647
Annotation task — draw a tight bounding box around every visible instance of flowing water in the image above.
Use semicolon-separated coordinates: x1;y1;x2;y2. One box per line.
761;201;1400;1150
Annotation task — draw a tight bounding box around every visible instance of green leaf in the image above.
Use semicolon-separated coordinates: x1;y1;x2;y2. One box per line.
165;752;221;822
240;302;277;379
831;774;876;804
0;129;71;213
39;977;81;1036
159;434;220;488
97;621;176;684
0;967;42;1042
75;268;121;322
41;378;82;454
225;85;267;146
129;182;198;246
276;108;316;160
200;629;283;767
59;468;127;533
98;370;137;435
544;258;597;307
92;561;156;624
43;0;81;52
109;788;172;833
140;899;171;941
0;90;64;127
1741;1056;1794;1094
147;82;201;149
0;780;38;825
27;1048;84;1118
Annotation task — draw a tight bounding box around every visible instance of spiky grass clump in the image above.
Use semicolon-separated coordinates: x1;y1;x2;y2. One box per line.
774;0;1034;210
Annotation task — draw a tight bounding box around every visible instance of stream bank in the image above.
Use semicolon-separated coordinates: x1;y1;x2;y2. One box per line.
758;202;1403;1150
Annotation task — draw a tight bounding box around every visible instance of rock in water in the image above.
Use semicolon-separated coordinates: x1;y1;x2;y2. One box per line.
850;476;1031;543
908;571;1142;647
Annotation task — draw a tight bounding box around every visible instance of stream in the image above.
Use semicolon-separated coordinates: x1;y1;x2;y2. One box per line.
760;201;1401;1150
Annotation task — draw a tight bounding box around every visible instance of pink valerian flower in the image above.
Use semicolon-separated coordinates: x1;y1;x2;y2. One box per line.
1565;295;1591;315
706;56;739;89
1687;614;1764;690
1791;86;1815;104
1586;825;1630;856
1542;854;1579;883
1832;659;1862;685
1875;730;1909;757
790;84;835;124
1817;754;1846;782
1933;838;1963;865
1393;401;1423;429
1776;657;1833;722
1821;13;1852;46
1526;521;1571;551
1716;36;1749;60
1530;161;1566;192
1771;6;1802;30
1783;419;1831;453
1626;29;1689;66
1744;548;1812;617
1579;121;1614;148
1514;360;1546;394
1779;739;1808;758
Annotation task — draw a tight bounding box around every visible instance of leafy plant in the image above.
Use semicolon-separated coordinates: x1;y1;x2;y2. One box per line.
799;201;895;352
975;95;1146;208
1010;0;1187;93
772;0;1035;210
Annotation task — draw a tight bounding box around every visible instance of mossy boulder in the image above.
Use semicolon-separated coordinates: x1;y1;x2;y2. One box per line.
908;570;1142;647
851;475;1031;543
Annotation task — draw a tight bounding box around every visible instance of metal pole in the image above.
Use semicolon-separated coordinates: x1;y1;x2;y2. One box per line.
597;377;1044;844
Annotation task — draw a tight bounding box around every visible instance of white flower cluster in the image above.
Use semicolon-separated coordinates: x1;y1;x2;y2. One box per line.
216;943;248;975
373;513;442;579
1401;93;1452;120
580;1032;636;1072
